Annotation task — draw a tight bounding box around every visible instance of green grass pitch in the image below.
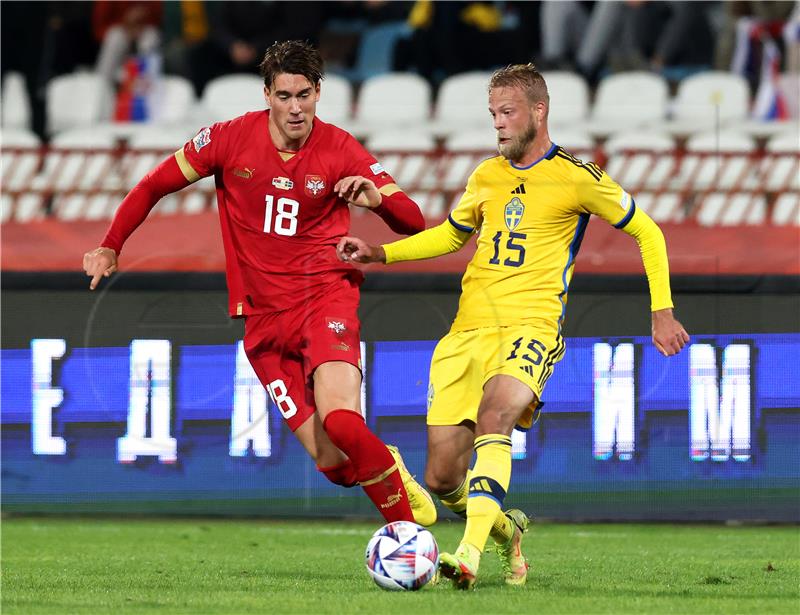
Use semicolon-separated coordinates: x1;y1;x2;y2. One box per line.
2;517;798;614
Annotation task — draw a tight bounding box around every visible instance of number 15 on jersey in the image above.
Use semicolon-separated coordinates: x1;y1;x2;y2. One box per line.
264;194;299;236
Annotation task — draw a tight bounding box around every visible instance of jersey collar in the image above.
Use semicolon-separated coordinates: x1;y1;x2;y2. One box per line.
509;142;557;170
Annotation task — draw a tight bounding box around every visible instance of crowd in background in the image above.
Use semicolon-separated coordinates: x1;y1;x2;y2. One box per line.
2;1;799;140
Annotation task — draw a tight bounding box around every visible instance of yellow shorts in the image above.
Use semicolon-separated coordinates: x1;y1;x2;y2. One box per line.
427;325;565;430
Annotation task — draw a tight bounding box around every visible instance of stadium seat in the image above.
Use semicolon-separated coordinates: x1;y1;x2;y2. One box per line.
430;71;493;137
633;192;685;223
681;132;757;191
540;71;590;127
46;72;113;135
1;127;42;222
762;130;800;191
316;74;353;125
549;129;594;153
1;71;32;130
664;71;750;136
440;129;496;191
696;192;766;226
352;73;431;138
771;192;799;225
151;75;197;124
201;74;266;123
588;72;669;136
123;126;193;191
604;131;675;191
366;131;435;192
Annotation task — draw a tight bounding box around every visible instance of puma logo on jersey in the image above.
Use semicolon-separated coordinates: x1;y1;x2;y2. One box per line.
233;167;254;179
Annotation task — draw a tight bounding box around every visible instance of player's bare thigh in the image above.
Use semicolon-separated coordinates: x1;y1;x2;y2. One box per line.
313;360;362;417
476;374;537;437
424;422;474;495
293;411;349;468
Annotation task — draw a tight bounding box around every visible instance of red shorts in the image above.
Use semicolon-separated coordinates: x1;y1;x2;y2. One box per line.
243;277;362;432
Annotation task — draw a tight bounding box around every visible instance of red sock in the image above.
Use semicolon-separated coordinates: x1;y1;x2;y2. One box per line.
323;409;414;523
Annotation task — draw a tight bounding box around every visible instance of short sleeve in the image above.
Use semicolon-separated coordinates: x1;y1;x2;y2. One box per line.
180;124;226;179
341;135;396;189
576;167;635;229
447;171;481;233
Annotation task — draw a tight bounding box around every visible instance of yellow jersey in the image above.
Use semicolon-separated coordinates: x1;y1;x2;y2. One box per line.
383;144;673;333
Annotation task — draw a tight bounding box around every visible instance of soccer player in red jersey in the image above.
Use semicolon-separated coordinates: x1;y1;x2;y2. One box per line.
82;40;436;526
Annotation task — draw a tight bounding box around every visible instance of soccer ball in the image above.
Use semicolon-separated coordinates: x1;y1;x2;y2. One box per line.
365;521;439;591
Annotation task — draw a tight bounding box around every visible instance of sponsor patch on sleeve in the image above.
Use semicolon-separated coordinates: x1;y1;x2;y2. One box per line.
619;190;631;211
192;127;211;153
369;162;384;175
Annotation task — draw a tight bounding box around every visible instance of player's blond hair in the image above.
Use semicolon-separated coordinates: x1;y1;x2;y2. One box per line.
489;64;549;106
259;40;324;89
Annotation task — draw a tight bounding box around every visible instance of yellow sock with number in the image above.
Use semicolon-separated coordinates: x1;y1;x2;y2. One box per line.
463;434;512;553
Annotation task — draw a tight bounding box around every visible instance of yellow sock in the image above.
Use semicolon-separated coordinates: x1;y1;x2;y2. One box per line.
439;470;471;518
463;434;512;553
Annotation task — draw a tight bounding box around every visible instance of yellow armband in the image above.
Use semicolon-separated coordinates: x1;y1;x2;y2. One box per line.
619;206;674;311
383;217;472;264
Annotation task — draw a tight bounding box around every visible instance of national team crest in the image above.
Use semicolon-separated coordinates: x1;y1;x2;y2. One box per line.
504;197;525;231
305;174;326;198
326;317;347;335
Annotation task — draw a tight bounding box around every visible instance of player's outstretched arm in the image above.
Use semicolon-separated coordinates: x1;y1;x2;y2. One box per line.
83;247;118;290
651;308;690;357
83;154;193;289
337;237;385;264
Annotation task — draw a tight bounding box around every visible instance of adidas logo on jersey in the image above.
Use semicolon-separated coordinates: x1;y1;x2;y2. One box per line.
511;184;526;194
520;364;534;377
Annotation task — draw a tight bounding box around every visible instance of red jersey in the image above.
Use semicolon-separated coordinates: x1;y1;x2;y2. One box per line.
181;111;396;317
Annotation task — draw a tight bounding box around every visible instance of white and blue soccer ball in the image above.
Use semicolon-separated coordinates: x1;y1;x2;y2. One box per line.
365;521;439;591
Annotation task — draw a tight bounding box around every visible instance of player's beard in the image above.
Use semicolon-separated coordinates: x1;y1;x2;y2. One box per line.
498;120;537;162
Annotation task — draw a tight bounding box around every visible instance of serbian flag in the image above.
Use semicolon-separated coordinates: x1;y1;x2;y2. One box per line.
752;38;789;120
114;54;161;122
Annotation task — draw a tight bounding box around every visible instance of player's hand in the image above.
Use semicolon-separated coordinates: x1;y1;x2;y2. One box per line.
334;176;382;209
83;247;118;290
336;236;386;264
651;308;690;357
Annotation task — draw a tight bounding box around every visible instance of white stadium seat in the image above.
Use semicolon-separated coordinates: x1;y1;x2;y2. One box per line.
550;129;594;153
201;74;265;123
1;71;32;131
664;71;750;135
633;192;685;223
431;71;493;137
588;72;669;136
316;74;353;125
681;132;757;191
353;73;431;138
541;71;590;127
1;127;41;222
604;131;675;191
761;130;800;191
46;72;113;135
150;75;197;124
366;131;435;192
696;192;766;226
771;192;800;225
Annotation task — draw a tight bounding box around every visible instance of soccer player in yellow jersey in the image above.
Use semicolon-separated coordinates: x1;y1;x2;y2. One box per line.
337;64;690;590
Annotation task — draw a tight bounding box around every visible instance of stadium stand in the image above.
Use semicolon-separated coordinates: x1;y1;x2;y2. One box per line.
1;66;798;275
1;72;32;132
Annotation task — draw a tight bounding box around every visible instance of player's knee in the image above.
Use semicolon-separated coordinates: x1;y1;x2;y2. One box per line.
424;466;462;496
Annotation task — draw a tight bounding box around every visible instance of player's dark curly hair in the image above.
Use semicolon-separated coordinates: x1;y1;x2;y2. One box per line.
259;40;324;89
489;63;549;106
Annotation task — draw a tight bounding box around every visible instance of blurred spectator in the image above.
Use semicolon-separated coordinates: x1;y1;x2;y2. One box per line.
541;1;712;81
93;1;163;83
189;1;324;92
395;0;526;83
161;1;223;93
609;1;714;72
715;1;796;71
